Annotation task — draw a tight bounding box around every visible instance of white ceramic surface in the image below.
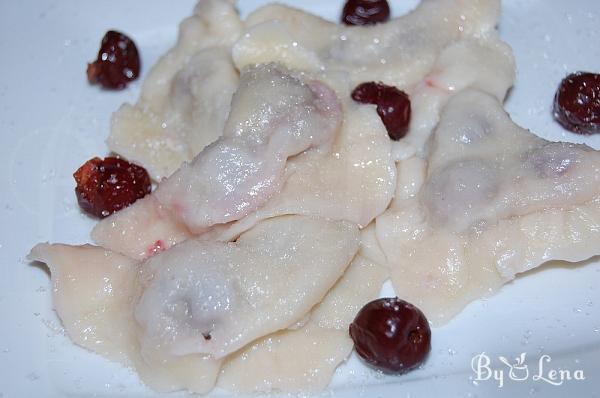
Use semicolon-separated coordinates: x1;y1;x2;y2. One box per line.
0;1;599;397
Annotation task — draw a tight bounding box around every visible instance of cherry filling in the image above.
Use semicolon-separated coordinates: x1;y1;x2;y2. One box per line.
553;72;600;135
341;0;391;26
349;297;431;373
352;82;412;140
87;30;140;90
73;156;151;218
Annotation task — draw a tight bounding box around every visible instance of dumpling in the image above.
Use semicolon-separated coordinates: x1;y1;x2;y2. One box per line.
27;244;221;393
108;0;242;179
93;63;343;257
234;0;502;88
401;36;515;157
218;256;388;393
27;244;138;363
109;47;239;180
206;96;396;242
151;64;341;234
422;91;600;230
375;89;600;324
29;215;359;393
135;215;359;359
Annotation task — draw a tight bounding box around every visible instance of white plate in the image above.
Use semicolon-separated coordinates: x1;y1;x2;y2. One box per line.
1;1;599;397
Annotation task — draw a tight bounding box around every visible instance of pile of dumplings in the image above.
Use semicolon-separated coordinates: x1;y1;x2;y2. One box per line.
30;0;600;394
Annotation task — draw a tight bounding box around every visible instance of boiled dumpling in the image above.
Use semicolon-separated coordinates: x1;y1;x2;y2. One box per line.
108;0;242;179
93;63;343;257
135;215;359;359
401;37;515;156
27;244;221;393
29;215;359;393
235;0;501;88
27;244;138;362
207;96;396;242
151;64;341;234
375;90;600;324
218;256;387;393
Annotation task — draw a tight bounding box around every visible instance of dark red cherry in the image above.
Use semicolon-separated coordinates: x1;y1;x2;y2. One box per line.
74;156;151;218
349;297;431;374
352;82;412;140
87;30;140;90
553;72;600;135
342;0;390;26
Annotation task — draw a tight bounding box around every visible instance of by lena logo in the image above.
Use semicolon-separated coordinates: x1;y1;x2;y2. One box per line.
471;352;585;388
